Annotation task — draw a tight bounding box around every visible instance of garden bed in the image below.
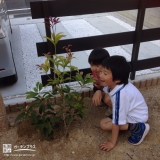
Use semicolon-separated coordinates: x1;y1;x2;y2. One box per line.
1;85;160;160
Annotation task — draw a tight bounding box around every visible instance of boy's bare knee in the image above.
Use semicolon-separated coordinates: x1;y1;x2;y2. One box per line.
100;121;106;130
100;118;112;130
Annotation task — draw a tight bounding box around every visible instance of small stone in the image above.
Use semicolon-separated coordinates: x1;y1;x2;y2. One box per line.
72;151;75;154
10;122;15;127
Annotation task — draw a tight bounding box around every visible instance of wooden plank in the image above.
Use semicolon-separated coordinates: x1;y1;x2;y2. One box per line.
141;28;160;42
30;0;160;19
41;68;91;86
30;0;160;82
30;1;43;19
147;0;160;8
36;32;135;56
36;27;160;57
41;57;160;86
136;57;160;71
30;0;139;19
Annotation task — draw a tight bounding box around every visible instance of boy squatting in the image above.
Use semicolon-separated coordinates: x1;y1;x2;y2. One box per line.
88;48;112;107
92;55;150;151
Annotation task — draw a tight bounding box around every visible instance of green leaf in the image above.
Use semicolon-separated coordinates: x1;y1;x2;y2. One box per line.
15;112;26;122
75;74;84;83
36;82;40;89
39;104;44;114
55;32;66;45
67;115;73;124
35;82;43;92
33;87;38;92
63;85;70;93
43;36;55;46
46;104;54;111
51;117;61;123
45;59;50;68
24;113;30;120
43;127;49;137
31;112;37;124
38;82;43;91
41;63;49;73
46;123;52;134
84;79;95;84
85;73;92;79
69;66;78;71
51;32;55;39
43;92;52;99
65;93;72;100
26;91;38;99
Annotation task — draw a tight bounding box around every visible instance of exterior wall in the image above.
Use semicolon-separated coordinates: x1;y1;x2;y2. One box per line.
113;8;160;28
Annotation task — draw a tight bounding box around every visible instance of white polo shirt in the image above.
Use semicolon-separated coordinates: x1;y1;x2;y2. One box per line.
103;82;148;125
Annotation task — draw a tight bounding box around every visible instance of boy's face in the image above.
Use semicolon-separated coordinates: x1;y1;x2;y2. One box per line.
99;67;120;90
90;63;102;74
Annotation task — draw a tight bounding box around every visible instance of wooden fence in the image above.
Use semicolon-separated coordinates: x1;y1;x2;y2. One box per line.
30;0;160;86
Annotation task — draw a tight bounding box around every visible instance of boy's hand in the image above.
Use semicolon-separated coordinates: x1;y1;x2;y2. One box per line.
92;90;103;106
100;124;119;152
100;140;115;152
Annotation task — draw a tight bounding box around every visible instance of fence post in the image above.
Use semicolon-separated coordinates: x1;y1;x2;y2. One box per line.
0;93;9;132
42;1;55;90
130;0;147;80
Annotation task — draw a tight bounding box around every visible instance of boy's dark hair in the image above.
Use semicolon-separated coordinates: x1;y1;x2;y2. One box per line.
102;55;131;85
88;48;110;65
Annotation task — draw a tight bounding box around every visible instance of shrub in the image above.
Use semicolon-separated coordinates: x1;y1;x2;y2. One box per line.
16;17;94;139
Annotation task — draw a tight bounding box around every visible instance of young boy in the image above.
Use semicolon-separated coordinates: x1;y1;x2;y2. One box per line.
88;48;111;107
92;55;149;151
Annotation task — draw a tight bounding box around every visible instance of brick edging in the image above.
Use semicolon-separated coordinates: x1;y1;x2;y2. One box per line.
131;77;160;88
4;77;160;114
0;94;9;131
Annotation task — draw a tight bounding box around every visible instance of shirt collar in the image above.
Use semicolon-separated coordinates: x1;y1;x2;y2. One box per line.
109;84;125;96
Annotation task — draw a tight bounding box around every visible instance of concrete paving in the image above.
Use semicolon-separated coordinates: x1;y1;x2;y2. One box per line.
0;26;26;98
122;42;160;60
0;13;160;105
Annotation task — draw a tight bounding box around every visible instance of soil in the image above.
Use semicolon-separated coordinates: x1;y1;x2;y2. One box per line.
0;85;160;160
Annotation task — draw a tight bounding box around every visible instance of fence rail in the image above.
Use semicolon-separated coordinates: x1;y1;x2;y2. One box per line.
30;0;160;85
